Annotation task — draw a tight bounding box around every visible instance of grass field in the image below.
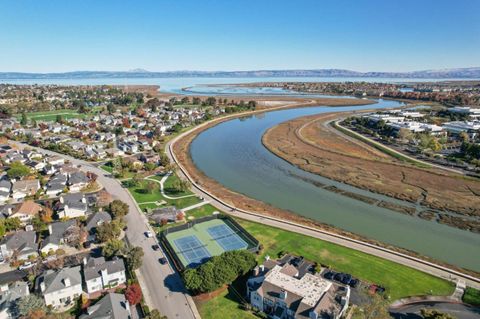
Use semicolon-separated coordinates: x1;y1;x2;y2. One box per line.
237;219;454;300
187;204;219;219
161;174;194;197
16;109;89;122
126;180;202;209
196;282;257;319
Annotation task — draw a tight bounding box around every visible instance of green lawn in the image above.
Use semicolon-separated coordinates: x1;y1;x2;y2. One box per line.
16;109;89;122
127;180;201;210
151;173;194;197
100;164;113;173
196;287;257;319
463;287;480;306
237;219;454;300
187;204;219;219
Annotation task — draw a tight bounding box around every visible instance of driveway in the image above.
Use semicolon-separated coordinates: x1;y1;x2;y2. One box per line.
10;141;198;319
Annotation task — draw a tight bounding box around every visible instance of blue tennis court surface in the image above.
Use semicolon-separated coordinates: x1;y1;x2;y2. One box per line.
173;235;211;267
207;224;248;251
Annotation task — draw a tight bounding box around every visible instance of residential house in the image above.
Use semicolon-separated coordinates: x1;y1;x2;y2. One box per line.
40;220;80;254
0;230;38;261
45;173;67;197
247;257;350;319
47;156;65;166
25;160;46;172
0;180;11;204
85;212;111;242
83;257;127;294
68;171;89;193
0;270;29;319
10;200;43;224
56;193;88;218
0;206;14;220
105;148;124;157
11;179;40;200
42;164;57;175
149;206;183;223
36;266;83;309
79;293;131;319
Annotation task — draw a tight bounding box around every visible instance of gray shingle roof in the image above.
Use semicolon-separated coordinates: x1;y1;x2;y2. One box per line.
80;293;131;319
41;220;77;248
58;193;87;211
35;266;82;295
0;230;37;253
85;211;111;233
68;171;89;185
84;257;125;281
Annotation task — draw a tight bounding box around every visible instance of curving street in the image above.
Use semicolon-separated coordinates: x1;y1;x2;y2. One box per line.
9;141;199;319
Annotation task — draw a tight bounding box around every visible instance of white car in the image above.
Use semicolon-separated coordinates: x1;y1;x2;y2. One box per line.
19;262;34;270
145;231;154;238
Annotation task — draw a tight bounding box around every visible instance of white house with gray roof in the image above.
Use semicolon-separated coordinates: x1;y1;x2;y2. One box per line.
83;257;126;294
68;171;89;193
36;266;83;309
247;258;350;319
0;230;38;261
56;193;88;218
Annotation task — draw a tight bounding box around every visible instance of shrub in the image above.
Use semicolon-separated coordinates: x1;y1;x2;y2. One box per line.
125;283;143;305
182;250;256;294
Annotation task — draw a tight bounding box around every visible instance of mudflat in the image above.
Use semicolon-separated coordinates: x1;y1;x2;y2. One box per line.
262;112;480;232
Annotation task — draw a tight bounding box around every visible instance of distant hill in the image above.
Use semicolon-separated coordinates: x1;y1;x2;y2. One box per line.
1;67;479;79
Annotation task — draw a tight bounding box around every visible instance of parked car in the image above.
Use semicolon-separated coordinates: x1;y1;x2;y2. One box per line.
19;262;34;270
349;279;359;288
341;274;352;285
159;257;168;265
324;271;336;280
152;244;160;251
145;231;154;238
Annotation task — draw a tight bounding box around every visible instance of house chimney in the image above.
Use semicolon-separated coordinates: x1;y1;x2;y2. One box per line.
40;282;46;292
259;265;265;272
265;255;270;261
83;257;87;266
280;289;287;300
48;224;53;235
60;196;65;203
63;277;71;287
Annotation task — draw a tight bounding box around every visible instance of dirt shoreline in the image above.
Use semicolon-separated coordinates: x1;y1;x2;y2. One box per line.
261;112;480;232
171;97;479;277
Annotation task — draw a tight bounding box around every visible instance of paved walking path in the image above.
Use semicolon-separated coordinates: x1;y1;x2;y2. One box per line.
145;175;197;200
182;200;210;211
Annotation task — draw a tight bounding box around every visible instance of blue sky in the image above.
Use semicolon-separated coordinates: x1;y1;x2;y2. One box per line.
0;0;479;72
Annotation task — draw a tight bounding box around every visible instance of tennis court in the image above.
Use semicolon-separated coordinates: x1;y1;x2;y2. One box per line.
173;235;211;267
165;217;257;268
207;224;248;251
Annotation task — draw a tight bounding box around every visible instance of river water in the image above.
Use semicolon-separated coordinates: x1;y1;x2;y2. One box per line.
190;99;480;271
